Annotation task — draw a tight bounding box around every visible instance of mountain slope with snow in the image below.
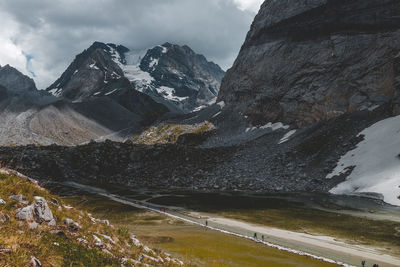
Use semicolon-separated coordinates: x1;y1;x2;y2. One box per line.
327;115;400;206
134;43;225;113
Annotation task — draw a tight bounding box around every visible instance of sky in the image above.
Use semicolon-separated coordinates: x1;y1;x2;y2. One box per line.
0;0;263;89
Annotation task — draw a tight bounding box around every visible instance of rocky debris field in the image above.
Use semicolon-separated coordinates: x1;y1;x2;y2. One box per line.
0;169;182;266
0;105;393;196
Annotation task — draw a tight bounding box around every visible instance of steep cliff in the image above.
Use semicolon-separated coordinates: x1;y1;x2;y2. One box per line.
218;0;400;127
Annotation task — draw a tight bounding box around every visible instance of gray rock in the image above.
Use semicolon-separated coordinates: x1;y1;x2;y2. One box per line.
15;205;35;221
0;199;5;205
33;197;54;224
28;222;39;230
93;235;104;248
9;194;28;205
0;65;37;93
218;0;400;128
29;256;42;267
15;197;55;226
64;218;80;232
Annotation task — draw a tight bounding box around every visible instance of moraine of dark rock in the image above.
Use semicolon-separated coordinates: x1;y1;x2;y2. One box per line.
218;0;400;128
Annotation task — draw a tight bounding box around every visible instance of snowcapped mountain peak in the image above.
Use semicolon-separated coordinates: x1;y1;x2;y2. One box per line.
47;41;225;114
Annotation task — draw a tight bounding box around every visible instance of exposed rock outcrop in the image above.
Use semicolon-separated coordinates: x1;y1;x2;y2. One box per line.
15;196;56;226
218;0;400;127
0;65;37;93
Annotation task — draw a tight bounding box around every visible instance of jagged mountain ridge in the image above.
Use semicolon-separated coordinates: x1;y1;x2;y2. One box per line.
136;43;225;113
47;41;225;114
0;63;166;146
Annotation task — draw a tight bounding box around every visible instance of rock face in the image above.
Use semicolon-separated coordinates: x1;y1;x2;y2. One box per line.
15;196;55;226
136;43;225;113
218;0;400;127
51;42;225;114
46;42;167;120
0;65;37;93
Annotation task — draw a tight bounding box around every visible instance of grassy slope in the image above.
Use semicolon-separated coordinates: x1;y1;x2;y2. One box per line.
0;173;180;266
66;194;336;267
131;122;213;145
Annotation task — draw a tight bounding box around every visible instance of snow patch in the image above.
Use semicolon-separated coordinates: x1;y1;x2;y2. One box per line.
246;122;290;133
193;105;206;112
105;89;118;96
327;115;400;206
217;101;225;109
48;88;62;97
149;57;159;68
260;122;289;131
279;130;297;144
159;45;168;54
89;62;99;70
212;111;221;118
157;86;188;102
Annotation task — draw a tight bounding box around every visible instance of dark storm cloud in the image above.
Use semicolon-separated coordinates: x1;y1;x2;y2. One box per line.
0;0;261;88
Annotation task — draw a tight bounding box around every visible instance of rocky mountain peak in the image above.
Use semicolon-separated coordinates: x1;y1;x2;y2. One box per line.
0;64;37;93
46;41;126;100
133;43;225;113
219;0;400;127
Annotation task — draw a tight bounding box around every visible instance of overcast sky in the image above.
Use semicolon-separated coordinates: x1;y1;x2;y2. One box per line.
0;0;263;89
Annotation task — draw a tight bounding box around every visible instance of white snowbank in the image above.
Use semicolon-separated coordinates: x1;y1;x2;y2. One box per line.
48;88;62;97
149;57;159;68
260;122;289;131
89;62;99;70
217;101;225;109
245;122;290;133
105;89;118;96
327;115;400;206
157;86;188;101
279;130;297;144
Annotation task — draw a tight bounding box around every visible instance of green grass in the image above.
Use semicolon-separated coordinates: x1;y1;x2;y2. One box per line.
0;173;178;267
147;193;400;256
66;194;335;267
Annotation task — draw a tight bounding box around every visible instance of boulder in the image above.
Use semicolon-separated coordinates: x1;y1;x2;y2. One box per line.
15;205;35;221
33;197;54;224
64;218;80;232
15;196;55;226
93;235;104;248
29;256;42;267
0;199;6;205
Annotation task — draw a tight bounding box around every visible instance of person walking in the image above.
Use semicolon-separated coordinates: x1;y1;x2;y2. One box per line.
261;235;264;241
254;233;257;239
361;260;365;267
205;220;208;227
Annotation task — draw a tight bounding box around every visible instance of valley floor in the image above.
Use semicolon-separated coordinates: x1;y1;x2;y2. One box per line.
57;182;400;267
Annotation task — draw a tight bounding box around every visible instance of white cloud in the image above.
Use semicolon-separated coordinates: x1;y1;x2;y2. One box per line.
231;0;263;13
0;11;30;79
0;0;259;89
